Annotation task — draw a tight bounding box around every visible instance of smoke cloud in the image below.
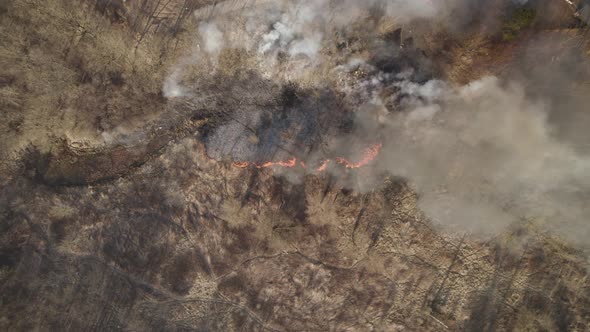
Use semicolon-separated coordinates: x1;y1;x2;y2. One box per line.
372;76;590;242
163;0;590;247
198;22;224;55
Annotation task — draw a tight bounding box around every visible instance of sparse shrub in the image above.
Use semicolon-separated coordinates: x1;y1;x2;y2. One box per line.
502;7;536;41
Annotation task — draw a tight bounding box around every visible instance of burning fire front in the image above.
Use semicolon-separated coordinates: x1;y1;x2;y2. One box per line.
233;143;382;173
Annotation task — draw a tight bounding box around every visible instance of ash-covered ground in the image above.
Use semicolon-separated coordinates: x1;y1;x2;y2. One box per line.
2;0;590;331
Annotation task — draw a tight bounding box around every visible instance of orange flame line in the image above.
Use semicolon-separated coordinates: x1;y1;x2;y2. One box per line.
232;143;382;173
336;143;382;169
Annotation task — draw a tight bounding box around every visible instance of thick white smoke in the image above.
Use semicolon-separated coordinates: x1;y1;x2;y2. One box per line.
164;0;479;93
163;68;185;98
257;1;324;58
176;0;449;76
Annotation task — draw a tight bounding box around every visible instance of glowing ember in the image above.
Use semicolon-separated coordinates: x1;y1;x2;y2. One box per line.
316;160;331;172
232;143;382;173
233;161;251;168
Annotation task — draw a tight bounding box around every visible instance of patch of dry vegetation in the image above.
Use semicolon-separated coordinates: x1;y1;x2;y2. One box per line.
0;0;193;163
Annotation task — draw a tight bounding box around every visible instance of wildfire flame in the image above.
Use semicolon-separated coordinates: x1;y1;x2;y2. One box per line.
335;143;382;169
232;143;382;173
316;160;331;172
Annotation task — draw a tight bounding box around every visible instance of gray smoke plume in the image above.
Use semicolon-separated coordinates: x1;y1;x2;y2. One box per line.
371;76;590;243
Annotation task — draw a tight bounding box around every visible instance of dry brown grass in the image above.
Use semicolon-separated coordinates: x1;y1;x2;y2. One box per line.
0;0;191;163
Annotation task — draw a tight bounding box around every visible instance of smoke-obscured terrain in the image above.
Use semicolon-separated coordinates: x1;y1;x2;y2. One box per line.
2;0;590;331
